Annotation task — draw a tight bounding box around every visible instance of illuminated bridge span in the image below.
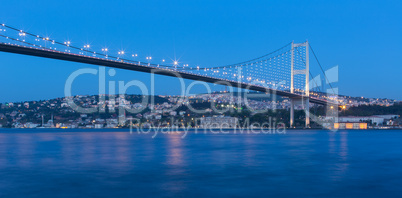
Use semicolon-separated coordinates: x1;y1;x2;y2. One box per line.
0;23;337;127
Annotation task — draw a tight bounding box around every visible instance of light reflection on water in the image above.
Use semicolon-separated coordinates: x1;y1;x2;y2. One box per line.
0;129;402;197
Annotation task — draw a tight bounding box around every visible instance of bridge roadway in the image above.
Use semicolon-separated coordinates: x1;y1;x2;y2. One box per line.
0;43;333;106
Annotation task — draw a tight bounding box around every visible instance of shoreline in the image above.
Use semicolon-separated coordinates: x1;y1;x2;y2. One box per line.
0;127;401;131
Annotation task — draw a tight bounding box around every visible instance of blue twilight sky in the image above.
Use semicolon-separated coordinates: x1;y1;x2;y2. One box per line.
0;0;401;103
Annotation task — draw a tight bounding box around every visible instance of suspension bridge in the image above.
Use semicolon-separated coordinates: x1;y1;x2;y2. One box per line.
0;23;338;127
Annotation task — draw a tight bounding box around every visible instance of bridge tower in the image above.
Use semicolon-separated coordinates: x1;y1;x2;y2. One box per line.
290;41;310;128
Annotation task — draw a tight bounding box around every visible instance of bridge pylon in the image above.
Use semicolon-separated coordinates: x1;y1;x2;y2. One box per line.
289;41;310;128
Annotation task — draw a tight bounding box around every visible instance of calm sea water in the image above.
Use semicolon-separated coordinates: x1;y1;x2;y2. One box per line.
0;129;401;197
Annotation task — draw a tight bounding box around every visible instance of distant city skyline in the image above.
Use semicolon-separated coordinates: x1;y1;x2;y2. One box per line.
0;0;401;103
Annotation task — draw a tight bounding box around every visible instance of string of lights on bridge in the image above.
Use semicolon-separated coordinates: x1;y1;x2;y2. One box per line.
0;23;319;94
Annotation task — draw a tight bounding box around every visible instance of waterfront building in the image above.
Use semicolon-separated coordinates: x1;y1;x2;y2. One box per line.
338;116;385;126
334;122;368;129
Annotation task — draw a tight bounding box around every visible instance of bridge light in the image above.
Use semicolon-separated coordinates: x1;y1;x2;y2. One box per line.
174;61;178;65
162;59;165;62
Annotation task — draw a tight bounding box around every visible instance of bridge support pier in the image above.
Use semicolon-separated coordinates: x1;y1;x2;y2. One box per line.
305;98;310;128
289;98;310;128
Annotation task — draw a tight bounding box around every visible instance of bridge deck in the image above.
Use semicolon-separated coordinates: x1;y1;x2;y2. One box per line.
0;43;334;106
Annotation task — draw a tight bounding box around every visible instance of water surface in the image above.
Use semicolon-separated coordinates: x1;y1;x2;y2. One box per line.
0;129;401;197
